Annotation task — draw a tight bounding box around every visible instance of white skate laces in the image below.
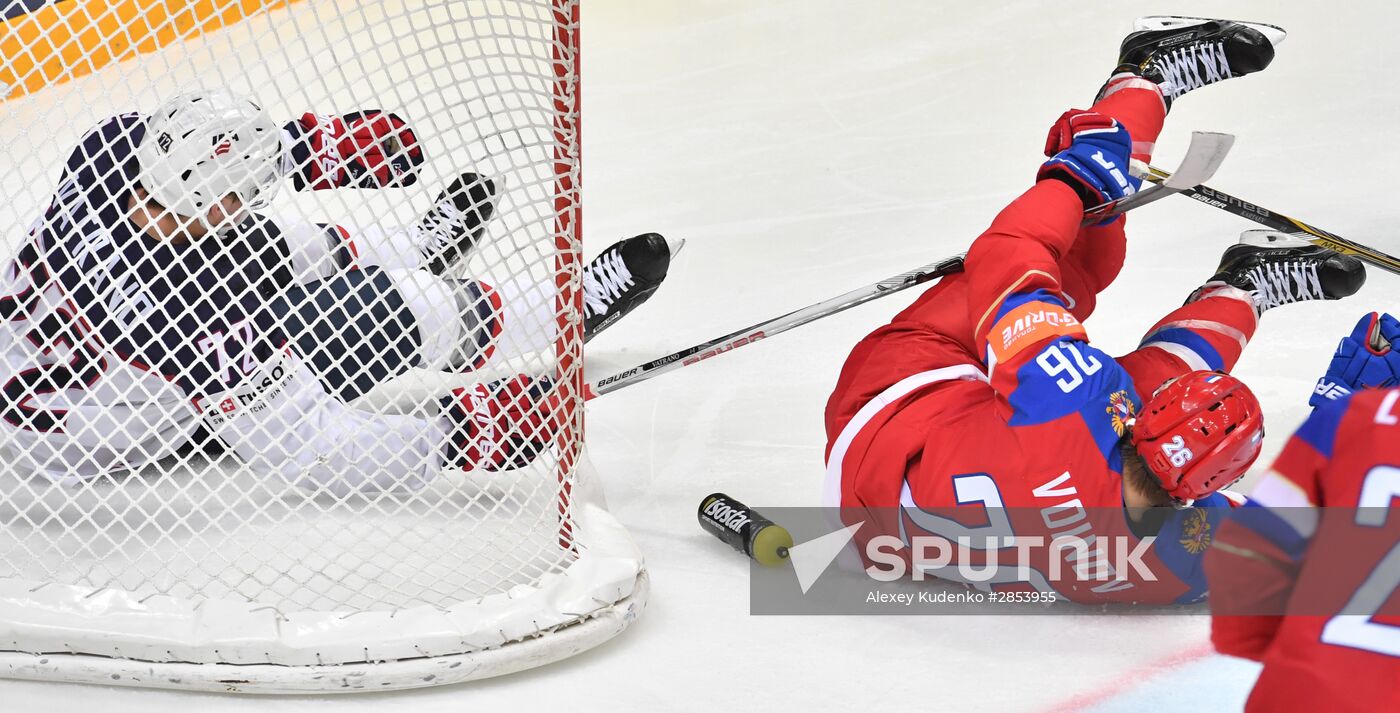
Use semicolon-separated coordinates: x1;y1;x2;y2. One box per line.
582;248;634;319
416;199;465;253
1153;41;1233;99
1246;260;1324;311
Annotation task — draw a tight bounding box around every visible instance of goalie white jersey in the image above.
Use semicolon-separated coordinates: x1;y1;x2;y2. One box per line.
0;114;551;492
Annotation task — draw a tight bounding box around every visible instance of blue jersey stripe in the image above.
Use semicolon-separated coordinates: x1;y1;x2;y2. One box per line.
1140;327;1225;372
990;288;1067;326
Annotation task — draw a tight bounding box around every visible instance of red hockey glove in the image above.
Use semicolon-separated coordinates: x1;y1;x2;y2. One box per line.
1037;109;1140;223
288;110;424;191
1042;108;1121;157
443;375;561;471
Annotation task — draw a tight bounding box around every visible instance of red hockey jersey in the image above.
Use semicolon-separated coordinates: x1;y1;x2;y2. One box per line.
825;180;1256;604
1208;389;1400;713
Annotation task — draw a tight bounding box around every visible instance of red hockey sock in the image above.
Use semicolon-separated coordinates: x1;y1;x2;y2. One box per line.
1145;287;1259;369
1090;77;1167;163
1117;286;1260;395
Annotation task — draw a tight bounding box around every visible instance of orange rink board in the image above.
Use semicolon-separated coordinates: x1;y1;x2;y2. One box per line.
0;0;304;99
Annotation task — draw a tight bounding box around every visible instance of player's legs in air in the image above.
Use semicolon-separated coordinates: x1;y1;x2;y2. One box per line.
826;16;1283;443
263;174;684;403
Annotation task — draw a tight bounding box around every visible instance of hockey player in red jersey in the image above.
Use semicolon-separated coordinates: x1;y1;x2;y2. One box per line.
1207;312;1400;713
824;17;1367;603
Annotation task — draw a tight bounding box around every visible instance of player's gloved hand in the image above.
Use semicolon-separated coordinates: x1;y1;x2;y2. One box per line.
1309;311;1400;407
443;374;560;471
1036;109;1140;224
287;110;424;191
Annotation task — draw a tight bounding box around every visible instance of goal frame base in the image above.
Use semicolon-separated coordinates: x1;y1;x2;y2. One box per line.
0;570;647;694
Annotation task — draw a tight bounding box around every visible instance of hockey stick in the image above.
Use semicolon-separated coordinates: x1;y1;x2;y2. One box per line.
1084;131;1236;221
585;131;1235;400
1137;164;1400;277
583;253;967;399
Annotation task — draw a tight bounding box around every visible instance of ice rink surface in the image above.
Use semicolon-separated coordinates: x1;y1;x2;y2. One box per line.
4;0;1398;710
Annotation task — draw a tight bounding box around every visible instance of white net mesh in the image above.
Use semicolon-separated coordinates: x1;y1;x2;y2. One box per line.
0;0;644;692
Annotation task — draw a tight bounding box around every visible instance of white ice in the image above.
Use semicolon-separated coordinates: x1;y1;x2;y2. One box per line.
3;0;1398;711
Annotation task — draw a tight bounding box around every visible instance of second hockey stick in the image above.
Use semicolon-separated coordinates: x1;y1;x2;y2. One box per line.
1138;163;1400;276
587;130;1235;400
584;253;968;400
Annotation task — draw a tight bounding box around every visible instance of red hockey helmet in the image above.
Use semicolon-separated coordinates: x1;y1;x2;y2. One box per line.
1129;371;1265;502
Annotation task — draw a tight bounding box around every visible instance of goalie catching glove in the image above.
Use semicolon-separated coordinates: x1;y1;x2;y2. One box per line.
286;110;425;190
443;374;561;471
1037;109;1140;223
1310;311;1400;407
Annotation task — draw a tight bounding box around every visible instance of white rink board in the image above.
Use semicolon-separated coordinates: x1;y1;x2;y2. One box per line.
5;0;1399;711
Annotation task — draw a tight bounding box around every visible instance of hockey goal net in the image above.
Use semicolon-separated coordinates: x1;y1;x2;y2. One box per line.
0;0;645;693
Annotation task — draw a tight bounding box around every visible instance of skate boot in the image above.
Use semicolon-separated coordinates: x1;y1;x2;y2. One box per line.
415;172;497;276
1097;16;1286;110
1195;230;1366;313
583;232;684;342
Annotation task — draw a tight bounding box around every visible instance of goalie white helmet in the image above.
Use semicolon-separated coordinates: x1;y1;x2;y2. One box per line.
135;90;282;228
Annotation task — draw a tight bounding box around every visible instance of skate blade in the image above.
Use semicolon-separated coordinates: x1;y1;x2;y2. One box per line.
1133;15;1288;47
663;235;686;260
1237;229;1313;249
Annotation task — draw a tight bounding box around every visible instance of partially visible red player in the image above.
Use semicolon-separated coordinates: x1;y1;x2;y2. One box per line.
1208;312;1400;713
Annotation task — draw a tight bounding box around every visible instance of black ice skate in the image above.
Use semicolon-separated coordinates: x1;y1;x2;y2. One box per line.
1099;16;1285;109
583;232;683;342
416;172;498;276
1197;230;1366;313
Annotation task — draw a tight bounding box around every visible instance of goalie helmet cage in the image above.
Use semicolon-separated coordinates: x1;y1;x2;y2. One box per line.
0;0;646;694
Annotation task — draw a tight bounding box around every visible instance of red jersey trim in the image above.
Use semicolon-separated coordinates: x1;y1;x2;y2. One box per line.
973;269;1060;339
823;364;987;507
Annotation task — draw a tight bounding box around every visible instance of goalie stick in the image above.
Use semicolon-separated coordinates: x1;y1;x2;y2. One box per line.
585;131;1235;400
1136;163;1400;277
